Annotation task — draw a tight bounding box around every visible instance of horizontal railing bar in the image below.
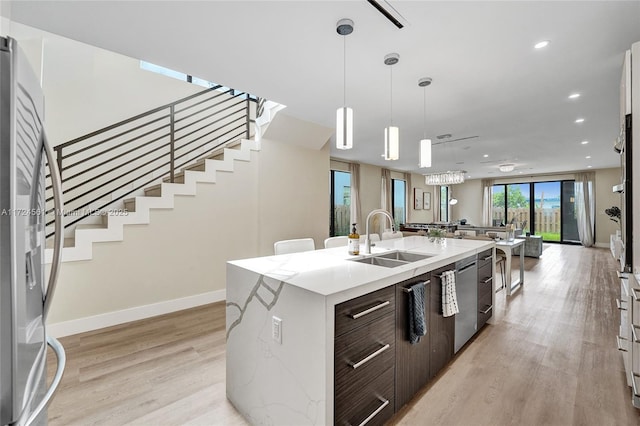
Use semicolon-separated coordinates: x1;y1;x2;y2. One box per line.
61;123;171;173
61;158;172;208
174;95;244;127
62;142;171;195
173;88;234;115
174;121;245;160
174;105;245;144
60;113;171;161
55;88;220;150
173;126;245;166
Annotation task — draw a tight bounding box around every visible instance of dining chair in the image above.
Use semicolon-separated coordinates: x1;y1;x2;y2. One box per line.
274;238;315;255
359;233;380;243
324;236;348;248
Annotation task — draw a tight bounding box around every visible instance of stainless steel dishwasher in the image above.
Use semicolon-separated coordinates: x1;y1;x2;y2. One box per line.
454;255;478;353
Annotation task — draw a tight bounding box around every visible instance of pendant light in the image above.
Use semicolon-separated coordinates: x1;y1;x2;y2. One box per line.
384;53;399;160
418;77;432;168
336;19;354;150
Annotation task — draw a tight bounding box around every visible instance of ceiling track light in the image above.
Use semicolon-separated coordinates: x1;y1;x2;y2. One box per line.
418;77;432;168
384;53;400;160
499;164;515;172
336;18;354;150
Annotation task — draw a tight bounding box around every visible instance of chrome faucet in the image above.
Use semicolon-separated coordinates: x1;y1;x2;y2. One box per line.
364;209;395;254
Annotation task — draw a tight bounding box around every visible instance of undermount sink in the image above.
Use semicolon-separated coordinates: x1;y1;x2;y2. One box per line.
350;256;406;268
376;251;433;262
349;251;433;268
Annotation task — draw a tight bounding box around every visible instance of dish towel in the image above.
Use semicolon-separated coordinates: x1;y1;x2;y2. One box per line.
408;282;427;344
442;270;459;317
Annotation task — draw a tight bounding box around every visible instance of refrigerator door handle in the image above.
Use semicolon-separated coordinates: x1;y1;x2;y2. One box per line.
21;336;66;426
41;130;64;321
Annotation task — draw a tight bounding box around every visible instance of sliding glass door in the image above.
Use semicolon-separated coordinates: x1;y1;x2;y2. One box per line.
492;179;577;243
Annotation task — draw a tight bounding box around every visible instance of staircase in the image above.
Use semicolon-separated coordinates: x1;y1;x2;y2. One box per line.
45;87;279;263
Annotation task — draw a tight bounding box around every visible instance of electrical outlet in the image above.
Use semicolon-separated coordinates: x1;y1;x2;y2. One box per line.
272;316;282;344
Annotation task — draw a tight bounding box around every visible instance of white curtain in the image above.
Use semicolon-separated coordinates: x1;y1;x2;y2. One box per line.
380;168;392;234
349;163;361;229
481;179;495;227
404;172;412;224
575;172;595;247
432;186;440;222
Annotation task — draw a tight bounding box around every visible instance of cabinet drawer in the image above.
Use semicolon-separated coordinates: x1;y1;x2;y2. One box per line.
335;365;395;426
477;248;493;268
335;285;395;337
478;262;493;299
335;312;395;401
478;291;492;329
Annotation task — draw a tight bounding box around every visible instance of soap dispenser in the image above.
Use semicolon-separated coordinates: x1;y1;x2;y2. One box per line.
348;223;360;255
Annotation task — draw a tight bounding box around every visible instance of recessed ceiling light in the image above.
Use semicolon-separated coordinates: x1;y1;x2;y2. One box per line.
519;171;523;174
575;118;585;123
483;154;489;158
534;40;550;49
587;165;592;168
581;140;589;145
585;155;591;159
568;93;580;99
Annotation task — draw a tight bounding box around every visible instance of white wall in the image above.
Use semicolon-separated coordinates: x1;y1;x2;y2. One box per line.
48;137;330;327
7;22;203;146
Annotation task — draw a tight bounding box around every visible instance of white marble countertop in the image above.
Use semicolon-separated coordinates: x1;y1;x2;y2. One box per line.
229;236;495;301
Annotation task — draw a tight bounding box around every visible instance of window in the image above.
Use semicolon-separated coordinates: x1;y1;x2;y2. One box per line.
440;186;449;222
391;179;406;229
492;180;577;243
330;170;351;236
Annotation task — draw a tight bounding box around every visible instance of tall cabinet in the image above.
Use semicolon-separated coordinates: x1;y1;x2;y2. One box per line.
617;40;640;409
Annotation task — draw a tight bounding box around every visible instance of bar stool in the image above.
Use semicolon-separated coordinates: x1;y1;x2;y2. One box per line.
324;236;348;248
274;238;315;255
496;253;507;291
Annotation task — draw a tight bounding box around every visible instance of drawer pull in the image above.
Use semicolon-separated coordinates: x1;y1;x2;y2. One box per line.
482;277;493;284
481;255;493;261
350;301;390;320
402;280;431;293
633;374;640;398
350;344;390;369
357;397;389;426
479;305;492;315
633;325;640;343
618;270;629;279
617;335;628;352
617;299;628;311
632;288;640;302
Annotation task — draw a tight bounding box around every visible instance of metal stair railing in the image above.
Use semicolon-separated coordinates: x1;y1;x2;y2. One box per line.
45;87;262;237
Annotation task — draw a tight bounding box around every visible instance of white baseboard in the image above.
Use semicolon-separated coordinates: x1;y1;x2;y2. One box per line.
594;242;609;249
46;289;226;338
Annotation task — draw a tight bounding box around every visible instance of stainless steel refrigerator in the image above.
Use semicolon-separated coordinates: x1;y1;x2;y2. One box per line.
0;37;65;426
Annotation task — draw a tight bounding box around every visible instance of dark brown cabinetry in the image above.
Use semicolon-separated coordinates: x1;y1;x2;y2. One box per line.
477;249;493;329
334;285;395;425
429;264;456;379
395;273;431;409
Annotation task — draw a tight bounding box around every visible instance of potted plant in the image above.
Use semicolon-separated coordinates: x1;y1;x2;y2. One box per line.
605;206;621;225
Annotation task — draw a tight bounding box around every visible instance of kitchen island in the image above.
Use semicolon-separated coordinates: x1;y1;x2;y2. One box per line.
226;236;495;425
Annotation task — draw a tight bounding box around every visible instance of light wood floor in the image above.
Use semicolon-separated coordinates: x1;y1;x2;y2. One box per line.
48;244;640;425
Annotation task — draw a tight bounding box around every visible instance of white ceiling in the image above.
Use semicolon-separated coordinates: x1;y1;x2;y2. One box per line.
9;1;640;179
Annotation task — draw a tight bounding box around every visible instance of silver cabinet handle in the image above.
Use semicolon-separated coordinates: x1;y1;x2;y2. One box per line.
632;288;640;302
42;131;64;321
617;299;628;311
357;398;389;426
349;301;390;319
482;277;493;284
618;270;629;279
350;344;390;369
479;305;492;315
481;255;493;261
633;325;640;343
617;335;628;352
